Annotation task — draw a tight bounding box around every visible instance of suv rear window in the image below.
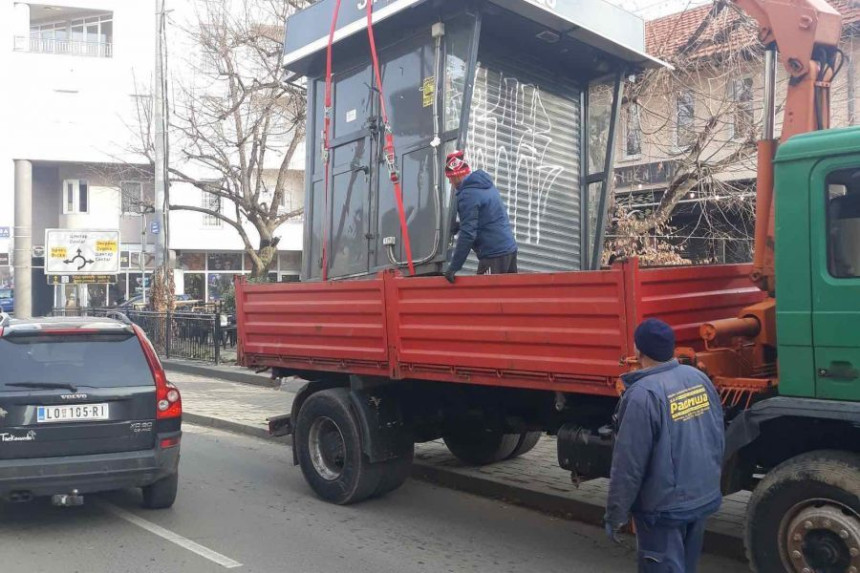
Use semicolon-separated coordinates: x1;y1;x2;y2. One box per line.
0;334;155;390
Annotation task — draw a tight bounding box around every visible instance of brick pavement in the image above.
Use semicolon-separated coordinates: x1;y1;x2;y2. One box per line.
170;370;749;559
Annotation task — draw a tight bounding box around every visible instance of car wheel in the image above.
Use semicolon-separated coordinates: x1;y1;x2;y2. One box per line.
142;473;179;509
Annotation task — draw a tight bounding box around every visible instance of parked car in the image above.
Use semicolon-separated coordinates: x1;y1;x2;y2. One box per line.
0;288;13;314
116;293;199;312
0;315;182;508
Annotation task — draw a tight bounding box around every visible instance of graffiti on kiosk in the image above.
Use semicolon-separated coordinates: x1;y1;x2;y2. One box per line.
468;69;564;245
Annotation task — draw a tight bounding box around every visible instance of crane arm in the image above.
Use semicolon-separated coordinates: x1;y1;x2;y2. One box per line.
733;0;843;293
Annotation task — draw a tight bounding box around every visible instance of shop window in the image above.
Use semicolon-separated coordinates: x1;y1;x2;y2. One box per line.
207;252;242;271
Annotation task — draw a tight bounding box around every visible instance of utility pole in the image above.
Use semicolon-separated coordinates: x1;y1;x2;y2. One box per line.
154;0;167;270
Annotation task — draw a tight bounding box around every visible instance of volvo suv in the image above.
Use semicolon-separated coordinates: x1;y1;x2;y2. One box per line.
0;314;181;509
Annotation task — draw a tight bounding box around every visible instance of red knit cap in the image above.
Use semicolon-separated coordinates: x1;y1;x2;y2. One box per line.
445;150;471;178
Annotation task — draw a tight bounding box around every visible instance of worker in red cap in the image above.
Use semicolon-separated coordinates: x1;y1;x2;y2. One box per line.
444;150;518;283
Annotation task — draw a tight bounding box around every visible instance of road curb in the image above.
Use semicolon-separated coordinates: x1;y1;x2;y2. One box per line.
164;360;275;388
184;413;746;562
183;413;283;442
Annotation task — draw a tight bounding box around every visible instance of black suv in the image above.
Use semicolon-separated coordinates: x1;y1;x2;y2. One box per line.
0;315;181;508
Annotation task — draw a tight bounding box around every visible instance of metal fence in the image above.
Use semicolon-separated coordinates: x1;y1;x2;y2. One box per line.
50;307;234;364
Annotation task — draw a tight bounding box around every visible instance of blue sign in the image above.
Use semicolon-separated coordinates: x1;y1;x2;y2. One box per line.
0;227;10;239
150;220;161;235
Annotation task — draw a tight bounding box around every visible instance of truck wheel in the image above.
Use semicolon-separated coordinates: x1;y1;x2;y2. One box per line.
745;450;860;573
506;432;541;460
443;430;520;465
295;388;383;504
141;473;178;509
372;445;414;498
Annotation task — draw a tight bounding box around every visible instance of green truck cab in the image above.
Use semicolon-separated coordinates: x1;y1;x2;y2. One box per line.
724;128;860;572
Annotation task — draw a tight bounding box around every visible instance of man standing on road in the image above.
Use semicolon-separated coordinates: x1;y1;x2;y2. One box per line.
605;318;725;573
443;150;518;283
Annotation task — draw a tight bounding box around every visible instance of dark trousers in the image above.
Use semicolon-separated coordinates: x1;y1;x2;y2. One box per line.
633;516;708;573
477;251;518;275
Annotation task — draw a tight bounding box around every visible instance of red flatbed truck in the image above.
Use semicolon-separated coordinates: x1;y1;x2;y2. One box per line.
238;0;860;570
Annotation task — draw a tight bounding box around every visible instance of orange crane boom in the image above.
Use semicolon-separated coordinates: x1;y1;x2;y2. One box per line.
690;0;844;398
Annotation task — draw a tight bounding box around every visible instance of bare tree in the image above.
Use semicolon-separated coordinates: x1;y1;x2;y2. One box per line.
601;0;765;265
133;0;307;278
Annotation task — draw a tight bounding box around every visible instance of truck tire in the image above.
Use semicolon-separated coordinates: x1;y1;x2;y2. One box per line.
443;430;520;465
372;445;414;498
295;388;383;504
506;431;541;460
745;449;860;573
141;473;178;509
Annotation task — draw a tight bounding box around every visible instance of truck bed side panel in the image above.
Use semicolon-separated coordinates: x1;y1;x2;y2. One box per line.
387;270;629;395
638;264;765;349
237;278;390;375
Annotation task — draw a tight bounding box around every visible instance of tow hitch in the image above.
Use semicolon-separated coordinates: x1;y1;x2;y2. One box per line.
52;490;84;507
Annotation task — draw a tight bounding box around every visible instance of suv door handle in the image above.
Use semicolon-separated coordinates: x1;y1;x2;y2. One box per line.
818;362;859;379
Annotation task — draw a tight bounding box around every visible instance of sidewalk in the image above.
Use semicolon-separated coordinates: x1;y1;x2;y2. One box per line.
170;366;749;562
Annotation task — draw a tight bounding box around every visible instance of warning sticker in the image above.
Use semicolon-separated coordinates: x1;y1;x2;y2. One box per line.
346;109;357;123
422;76;435;107
668;385;711;422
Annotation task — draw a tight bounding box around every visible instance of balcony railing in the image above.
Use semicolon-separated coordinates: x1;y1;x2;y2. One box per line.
14;36;112;58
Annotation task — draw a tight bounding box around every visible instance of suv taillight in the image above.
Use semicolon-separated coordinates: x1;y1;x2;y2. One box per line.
134;325;182;420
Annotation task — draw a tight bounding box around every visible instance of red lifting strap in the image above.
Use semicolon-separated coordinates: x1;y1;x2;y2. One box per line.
321;0;342;281
365;1;416;276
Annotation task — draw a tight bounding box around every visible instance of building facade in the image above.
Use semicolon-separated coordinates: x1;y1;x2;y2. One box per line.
612;1;860;263
1;0;304;316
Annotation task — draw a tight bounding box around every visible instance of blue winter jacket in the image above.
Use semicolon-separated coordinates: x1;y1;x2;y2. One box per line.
605;360;725;527
448;170;517;274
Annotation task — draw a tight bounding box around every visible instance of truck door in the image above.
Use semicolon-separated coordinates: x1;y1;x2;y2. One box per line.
810;160;860;400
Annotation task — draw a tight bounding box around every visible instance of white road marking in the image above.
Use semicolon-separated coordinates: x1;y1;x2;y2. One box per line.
98;501;243;569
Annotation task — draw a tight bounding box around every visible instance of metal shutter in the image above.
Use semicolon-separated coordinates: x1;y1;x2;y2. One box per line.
465;56;582;272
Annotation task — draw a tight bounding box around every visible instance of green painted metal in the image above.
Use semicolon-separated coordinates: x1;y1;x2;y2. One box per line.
774;126;860;401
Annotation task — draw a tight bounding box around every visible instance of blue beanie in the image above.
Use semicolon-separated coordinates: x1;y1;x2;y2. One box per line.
634;318;675;362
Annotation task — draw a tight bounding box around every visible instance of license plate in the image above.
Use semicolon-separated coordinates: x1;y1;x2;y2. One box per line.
36;403;110;423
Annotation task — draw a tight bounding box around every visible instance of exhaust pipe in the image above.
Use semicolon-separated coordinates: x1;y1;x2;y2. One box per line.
52;490;84;507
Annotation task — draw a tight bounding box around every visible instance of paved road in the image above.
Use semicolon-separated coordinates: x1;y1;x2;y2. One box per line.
0;425;749;573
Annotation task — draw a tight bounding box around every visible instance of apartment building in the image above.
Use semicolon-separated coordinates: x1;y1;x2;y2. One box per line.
1;1;303;316
613;0;860;262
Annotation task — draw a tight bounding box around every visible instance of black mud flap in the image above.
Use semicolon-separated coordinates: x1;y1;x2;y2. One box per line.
348;387;413;464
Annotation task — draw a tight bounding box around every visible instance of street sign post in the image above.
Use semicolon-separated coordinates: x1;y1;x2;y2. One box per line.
45;229;120;276
0;227;10;239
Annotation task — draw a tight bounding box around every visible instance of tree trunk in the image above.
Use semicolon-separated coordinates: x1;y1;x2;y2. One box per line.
250;245;277;280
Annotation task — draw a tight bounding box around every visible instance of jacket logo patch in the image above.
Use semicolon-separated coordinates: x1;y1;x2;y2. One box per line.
669;385;711;421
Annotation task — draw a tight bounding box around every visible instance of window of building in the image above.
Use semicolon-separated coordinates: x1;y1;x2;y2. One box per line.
177;252;206;271
202;191;221;227
26;12;112;58
207;253;242;272
121;182;144;215
827;169;860;278
676;91;696;149
625;103;642;157
731;77;754;140
63;179;89;214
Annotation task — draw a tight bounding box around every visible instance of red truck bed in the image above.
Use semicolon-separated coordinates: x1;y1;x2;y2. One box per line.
236;260;763;397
